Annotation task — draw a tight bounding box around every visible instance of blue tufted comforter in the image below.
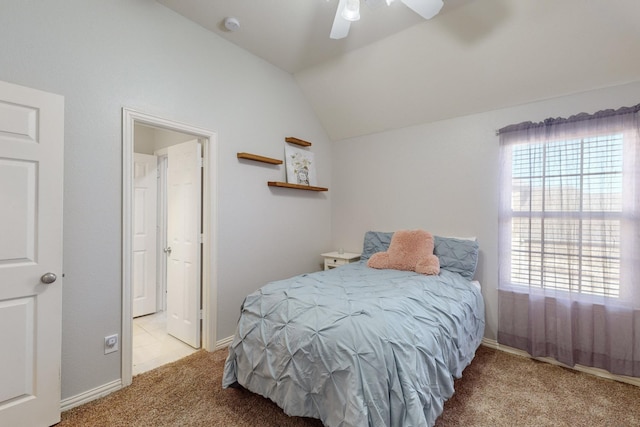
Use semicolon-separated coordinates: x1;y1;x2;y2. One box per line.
222;262;485;427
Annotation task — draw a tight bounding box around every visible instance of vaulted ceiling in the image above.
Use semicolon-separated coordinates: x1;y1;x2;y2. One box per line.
157;0;640;140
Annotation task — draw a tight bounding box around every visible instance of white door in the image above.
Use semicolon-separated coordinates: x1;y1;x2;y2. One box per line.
166;140;201;348
132;153;157;318
0;81;64;426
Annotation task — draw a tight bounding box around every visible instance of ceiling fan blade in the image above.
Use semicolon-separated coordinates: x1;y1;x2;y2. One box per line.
400;0;443;20
330;0;352;39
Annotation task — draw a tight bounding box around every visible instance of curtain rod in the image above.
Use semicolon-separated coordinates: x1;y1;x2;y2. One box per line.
496;103;640;136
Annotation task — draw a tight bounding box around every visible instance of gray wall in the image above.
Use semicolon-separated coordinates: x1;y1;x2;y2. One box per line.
0;0;332;399
331;81;640;342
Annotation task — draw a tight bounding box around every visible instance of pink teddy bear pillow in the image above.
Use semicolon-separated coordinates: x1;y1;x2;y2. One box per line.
367;229;440;275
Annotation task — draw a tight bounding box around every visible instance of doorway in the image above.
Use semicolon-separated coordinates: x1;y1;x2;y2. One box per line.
132;126;201;374
122;109;218;387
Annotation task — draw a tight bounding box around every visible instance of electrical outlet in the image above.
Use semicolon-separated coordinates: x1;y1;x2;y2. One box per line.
104;334;119;354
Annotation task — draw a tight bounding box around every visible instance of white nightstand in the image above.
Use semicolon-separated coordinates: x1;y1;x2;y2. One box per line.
321;251;361;270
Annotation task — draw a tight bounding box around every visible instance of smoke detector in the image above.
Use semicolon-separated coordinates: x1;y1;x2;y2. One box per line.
224;17;240;32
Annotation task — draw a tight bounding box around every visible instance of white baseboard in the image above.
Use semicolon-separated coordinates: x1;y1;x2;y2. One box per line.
481;338;640;388
61;337;234;412
215;335;233;350
60;379;123;412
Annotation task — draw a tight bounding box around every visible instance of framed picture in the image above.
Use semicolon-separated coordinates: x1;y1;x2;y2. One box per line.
285;145;317;186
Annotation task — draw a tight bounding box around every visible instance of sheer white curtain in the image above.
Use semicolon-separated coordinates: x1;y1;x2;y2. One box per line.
498;105;640;377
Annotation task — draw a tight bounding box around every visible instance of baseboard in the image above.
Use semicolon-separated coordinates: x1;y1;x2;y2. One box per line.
481;338;640;388
61;337;233;412
60;379;123;412
215;335;233;350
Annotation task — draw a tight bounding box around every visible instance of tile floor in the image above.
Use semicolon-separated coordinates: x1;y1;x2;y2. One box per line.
132;311;198;376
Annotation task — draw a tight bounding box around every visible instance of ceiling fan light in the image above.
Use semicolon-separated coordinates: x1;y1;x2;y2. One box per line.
342;0;361;21
385;0;395;5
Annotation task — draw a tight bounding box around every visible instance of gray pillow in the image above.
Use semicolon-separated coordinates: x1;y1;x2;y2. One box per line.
434;236;479;280
361;231;393;261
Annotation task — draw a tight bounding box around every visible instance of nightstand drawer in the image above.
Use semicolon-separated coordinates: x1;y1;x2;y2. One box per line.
321;251;361;271
324;258;349;270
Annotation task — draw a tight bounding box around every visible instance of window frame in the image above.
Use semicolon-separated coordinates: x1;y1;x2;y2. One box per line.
500;124;637;304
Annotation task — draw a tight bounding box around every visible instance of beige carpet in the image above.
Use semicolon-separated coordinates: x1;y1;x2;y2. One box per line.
58;345;640;426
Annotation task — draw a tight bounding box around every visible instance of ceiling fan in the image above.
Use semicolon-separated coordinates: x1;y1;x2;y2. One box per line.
330;0;444;39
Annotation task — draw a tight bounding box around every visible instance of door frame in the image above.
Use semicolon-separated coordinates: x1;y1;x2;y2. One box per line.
154;153;168;313
121;108;218;387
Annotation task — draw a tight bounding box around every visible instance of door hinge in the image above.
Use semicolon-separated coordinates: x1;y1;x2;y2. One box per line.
199;233;204;244
199;309;203;320
198;157;203;168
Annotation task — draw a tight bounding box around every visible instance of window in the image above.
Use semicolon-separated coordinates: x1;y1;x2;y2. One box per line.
497;104;640;376
499;105;639;303
509;134;623;297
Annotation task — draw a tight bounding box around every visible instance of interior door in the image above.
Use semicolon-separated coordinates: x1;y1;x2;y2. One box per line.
132;153;157;317
166;140;201;348
0;80;64;426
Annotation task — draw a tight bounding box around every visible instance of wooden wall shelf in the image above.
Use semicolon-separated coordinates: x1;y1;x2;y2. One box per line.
268;181;328;192
237;152;282;165
285;137;312;147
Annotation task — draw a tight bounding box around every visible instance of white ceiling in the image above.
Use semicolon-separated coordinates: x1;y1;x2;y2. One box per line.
157;0;640;140
156;0;472;73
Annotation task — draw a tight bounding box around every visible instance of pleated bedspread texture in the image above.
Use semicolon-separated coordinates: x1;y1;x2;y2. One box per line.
222;262;485;427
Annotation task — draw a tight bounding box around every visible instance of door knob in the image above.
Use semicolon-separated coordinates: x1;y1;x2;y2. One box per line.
41;272;57;284
164;247;172;255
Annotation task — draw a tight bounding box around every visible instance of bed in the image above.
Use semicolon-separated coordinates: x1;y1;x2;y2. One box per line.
222;231;485;427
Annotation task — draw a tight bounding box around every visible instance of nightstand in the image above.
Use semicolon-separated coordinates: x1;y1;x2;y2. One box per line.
321;251;361;270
